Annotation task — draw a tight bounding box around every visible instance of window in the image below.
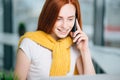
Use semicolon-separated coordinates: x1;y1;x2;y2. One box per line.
0;0;3;68
104;0;120;48
79;0;94;42
13;0;45;33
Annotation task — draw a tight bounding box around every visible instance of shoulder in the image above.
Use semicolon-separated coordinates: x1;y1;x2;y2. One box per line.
20;38;36;45
19;38;47;54
19;38;40;61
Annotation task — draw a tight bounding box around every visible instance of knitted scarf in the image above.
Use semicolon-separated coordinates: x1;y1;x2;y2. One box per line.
18;31;78;76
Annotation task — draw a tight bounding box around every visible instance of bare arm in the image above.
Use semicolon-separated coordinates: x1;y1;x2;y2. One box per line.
14;49;30;80
71;19;95;75
77;49;95;74
76;56;84;74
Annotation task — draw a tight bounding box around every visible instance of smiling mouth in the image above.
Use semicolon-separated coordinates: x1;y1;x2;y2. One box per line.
57;28;68;35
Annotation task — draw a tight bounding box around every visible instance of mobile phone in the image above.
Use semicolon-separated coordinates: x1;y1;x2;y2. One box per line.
71;18;77;32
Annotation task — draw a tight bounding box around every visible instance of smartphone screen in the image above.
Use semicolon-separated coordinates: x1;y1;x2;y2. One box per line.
71;18;77;32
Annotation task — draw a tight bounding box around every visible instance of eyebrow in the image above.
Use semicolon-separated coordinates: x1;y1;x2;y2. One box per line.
58;15;75;18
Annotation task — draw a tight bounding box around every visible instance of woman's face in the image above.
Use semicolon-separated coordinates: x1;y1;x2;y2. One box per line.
50;4;76;40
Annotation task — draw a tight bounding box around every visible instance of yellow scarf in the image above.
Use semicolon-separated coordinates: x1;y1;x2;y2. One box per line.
18;31;77;76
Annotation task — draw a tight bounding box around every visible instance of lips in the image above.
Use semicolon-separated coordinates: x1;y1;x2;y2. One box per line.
57;28;68;35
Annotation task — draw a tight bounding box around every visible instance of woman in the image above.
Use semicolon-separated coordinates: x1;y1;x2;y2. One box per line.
14;0;95;79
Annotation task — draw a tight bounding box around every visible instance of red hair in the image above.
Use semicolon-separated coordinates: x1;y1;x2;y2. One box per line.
37;0;82;33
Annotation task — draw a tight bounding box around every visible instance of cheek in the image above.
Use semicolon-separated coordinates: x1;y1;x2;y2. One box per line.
55;21;63;28
53;21;62;28
70;22;75;29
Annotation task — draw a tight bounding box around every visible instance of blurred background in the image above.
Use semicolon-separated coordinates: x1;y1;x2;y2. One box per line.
0;0;120;75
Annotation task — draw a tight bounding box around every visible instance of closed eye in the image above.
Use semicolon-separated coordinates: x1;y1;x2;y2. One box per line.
57;17;63;21
68;18;74;21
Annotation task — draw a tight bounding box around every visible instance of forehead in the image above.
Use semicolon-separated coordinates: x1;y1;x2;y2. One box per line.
58;4;76;17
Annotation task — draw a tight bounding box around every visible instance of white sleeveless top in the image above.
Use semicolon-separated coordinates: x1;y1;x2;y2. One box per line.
19;38;80;80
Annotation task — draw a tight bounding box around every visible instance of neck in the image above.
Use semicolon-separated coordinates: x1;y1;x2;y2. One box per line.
50;34;60;41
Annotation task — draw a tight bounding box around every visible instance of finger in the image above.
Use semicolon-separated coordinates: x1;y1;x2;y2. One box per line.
73;30;85;37
77;35;88;44
73;30;80;37
76;19;82;32
76;37;86;45
73;33;83;43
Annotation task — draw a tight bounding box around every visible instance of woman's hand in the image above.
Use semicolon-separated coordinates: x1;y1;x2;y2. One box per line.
70;19;89;52
70;20;96;74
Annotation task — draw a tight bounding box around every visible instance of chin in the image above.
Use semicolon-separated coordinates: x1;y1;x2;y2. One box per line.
58;34;68;39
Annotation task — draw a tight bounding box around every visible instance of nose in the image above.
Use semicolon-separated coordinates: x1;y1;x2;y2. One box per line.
62;20;68;29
